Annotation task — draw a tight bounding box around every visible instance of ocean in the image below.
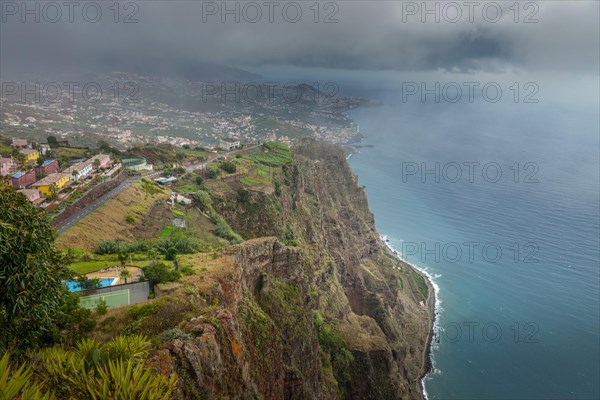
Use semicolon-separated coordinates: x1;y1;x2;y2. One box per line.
247;66;599;399
346;82;600;399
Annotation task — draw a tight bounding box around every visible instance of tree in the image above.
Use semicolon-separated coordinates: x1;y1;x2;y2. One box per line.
11;148;26;167
118;251;127;267
165;247;178;271
195;175;204;186
75;275;101;291
95;298;108;315
0;178;73;354
120;269;131;284
147;249;159;266
47;135;58;148
141;263;180;292
93;158;101;168
165;247;177;262
53;292;96;346
48;184;58;201
71;169;79;182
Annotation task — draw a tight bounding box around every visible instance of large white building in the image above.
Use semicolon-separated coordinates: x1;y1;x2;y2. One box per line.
64;160;93;182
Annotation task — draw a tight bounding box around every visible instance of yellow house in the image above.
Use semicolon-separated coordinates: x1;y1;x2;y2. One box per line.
20;149;39;164
31;173;69;196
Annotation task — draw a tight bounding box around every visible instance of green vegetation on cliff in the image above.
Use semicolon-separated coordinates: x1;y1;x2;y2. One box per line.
2;140;432;400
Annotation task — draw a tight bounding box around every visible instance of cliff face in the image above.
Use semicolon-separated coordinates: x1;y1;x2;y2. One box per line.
162;139;433;399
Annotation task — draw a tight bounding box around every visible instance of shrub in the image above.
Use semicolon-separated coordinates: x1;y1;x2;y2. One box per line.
274;180;282;197
237;188;249;203
195;175;204;185
95;240;121;255
207;168;219;179
180;264;194;276
214;218;243;244
95;299;108;316
220;161;237;173
284;225;300;246
154;237;200;255
96;239;196;256
52;292;96;346
126;297;193;337
127;303;160;321
312;311;354;390
158;328;193;342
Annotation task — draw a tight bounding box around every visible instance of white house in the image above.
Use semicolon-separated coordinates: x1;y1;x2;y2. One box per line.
176;194;192;205
65;160;93;182
219;139;240;151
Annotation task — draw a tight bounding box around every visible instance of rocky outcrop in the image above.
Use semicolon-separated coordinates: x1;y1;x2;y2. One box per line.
164;139;433;399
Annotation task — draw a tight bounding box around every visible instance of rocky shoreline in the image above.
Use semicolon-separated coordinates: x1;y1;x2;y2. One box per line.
420;275;436;398
381;235;437;399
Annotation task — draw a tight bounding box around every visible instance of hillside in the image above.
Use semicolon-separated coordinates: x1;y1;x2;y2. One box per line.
58;139;434;399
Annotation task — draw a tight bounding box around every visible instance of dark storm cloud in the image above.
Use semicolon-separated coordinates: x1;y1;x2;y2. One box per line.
0;1;598;77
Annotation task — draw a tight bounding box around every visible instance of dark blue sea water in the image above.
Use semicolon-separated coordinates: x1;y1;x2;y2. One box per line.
346;86;600;399
248;66;599;399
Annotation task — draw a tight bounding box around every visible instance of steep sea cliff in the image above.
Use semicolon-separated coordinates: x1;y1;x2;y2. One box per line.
144;139;434;399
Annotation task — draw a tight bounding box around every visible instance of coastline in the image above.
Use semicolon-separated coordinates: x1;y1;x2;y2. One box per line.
346;108;436;398
380;235;438;400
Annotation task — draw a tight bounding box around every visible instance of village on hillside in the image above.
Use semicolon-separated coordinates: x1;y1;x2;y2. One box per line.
1;137;118;209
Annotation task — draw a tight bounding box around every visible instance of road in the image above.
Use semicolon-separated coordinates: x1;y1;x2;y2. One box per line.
55;144;261;234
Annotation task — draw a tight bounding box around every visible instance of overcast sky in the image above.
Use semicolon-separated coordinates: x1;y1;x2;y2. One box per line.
1;1;598;77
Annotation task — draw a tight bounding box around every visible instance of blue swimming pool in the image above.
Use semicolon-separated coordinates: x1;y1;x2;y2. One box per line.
66;277;117;292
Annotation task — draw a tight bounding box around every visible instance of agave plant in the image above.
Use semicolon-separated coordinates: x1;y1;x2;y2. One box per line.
85;358;176;400
103;334;152;363
0;353;54;400
29;335;176;400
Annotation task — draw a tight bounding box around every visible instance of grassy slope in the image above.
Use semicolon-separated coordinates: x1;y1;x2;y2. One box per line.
56;147;89;159
56;180;169;251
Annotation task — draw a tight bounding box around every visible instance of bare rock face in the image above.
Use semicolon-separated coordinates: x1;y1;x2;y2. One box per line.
166;139;432;400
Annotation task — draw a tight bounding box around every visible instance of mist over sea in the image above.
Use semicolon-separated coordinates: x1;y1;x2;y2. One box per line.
249;66;600;399
347;86;599;399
